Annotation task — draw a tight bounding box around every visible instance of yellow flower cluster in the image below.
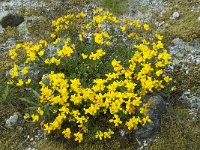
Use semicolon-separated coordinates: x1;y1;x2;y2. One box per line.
81;48;106;60
8;8;173;143
95;129;114;140
89;49;106;60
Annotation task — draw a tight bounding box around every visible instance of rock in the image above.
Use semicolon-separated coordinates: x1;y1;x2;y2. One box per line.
5;112;22;127
168;39;200;66
171;12;180;19
135;94;167;140
198;16;200;21
0;14;24;28
125;94;167;141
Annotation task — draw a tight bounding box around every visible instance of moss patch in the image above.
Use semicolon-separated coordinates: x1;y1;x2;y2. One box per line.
157;0;200;43
148;106;200;150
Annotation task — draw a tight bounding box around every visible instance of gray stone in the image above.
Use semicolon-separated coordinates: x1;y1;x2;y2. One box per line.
171;12;180;19
5;112;21;127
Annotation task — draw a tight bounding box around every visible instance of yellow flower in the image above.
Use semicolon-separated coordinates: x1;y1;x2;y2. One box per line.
164;76;172;82
15;44;21;49
16;79;24;87
44;58;50;64
155;34;163;40
10;64;19;78
74;132;83;143
126;116;141;130
143;24;150;30
132;97;142;106
94;33;104;44
38;50;44;56
133;19;141;27
26;79;31;85
156;69;163;77
109;115;122;127
51;33;56;38
105;41;112;46
93;8;103;14
9;49;18;59
37;107;44;116
23;113;30;120
62;128;71;139
95;131;104;140
55;59;60;66
170;86;176;91
79;34;83;41
44;123;52;134
103;129;114;139
81;53;88;59
21;67;29;74
89;49;106;60
142;116;151;125
31;114;39;122
120;25;126;32
53;38;61;45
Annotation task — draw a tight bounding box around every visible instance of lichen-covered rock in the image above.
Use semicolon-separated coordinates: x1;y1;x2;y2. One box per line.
121;94;168;141
168;38;200;66
134;94;168;140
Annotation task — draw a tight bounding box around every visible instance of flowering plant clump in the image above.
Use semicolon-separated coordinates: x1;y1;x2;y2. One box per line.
7;8;172;143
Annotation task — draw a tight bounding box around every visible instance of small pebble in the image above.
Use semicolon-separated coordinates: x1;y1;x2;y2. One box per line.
172;12;180;19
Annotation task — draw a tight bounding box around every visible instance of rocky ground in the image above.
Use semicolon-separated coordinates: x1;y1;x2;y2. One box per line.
0;0;200;149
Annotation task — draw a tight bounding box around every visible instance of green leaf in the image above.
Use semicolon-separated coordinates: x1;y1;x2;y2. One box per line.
31;89;40;98
19;98;38;106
